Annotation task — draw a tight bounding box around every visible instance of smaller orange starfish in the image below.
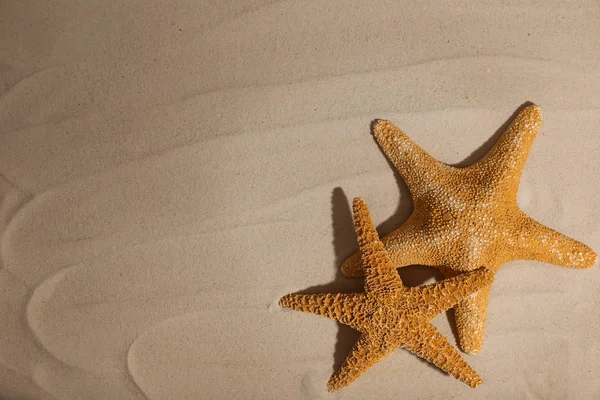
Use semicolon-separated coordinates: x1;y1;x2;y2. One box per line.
280;198;494;391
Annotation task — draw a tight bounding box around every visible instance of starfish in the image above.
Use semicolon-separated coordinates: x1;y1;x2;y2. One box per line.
280;197;494;391
341;104;598;355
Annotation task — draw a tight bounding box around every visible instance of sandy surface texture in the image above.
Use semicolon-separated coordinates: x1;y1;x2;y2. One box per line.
1;1;599;399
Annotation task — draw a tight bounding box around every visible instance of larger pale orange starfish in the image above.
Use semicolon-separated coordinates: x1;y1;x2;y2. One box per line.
280;198;494;391
341;104;597;355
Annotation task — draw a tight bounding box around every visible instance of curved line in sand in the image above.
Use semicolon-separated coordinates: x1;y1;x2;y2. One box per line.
24;267;91;375
125;311;206;400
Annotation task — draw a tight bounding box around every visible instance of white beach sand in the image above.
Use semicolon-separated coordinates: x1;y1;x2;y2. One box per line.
1;1;599;399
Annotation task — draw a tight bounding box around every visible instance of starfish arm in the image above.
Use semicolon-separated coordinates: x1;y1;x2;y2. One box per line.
409;267;495;320
515;215;597;268
452;284;492;355
472;104;542;192
352;198;404;298
372;119;450;197
341;222;430;278
279;293;367;330
399;323;483;388
327;334;396;392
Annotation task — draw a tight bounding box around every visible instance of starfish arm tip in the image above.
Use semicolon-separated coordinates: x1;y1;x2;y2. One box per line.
371;119;401;142
519;217;598;269
462;346;480;356
371;118;389;130
352;196;367;211
473;103;543;183
370;117;450;197
326;380;341;392
453;285;493;355
470;376;484;388
401;324;484;387
278;295;292;308
582;248;598;268
520;103;542;122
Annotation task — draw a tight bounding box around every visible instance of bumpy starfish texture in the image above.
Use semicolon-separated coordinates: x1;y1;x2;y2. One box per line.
341;105;598;355
280;198;494;391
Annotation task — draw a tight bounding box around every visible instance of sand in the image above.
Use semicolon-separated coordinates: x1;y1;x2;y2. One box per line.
1;1;599;399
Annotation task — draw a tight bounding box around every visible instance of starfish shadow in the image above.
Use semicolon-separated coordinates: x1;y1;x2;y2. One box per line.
292;188;363;373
